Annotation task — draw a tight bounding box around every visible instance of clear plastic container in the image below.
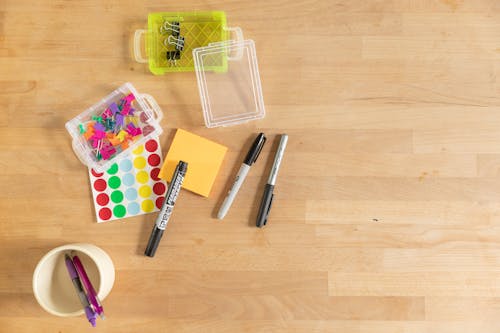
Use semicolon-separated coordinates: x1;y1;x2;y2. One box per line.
65;83;163;172
193;39;266;128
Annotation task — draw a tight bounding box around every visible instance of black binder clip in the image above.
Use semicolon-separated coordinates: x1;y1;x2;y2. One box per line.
166;35;185;51
160;21;180;36
166;50;181;66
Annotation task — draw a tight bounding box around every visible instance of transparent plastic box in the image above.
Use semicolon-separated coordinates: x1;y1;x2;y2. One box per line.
193;39;266;128
65;83;163;172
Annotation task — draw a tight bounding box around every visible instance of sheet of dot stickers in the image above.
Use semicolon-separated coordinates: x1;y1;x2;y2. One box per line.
88;138;167;222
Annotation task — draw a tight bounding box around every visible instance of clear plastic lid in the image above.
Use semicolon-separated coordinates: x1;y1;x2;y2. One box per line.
193;39;266;128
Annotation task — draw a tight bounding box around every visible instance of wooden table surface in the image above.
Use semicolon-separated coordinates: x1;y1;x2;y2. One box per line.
1;0;500;332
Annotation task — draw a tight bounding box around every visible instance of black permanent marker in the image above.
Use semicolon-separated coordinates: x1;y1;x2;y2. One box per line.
145;160;188;257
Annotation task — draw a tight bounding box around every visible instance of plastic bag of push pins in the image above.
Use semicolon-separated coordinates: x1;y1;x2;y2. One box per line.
66;83;164;172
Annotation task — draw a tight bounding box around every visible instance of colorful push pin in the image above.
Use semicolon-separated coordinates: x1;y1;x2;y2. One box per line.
79;124;86;134
100;144;116;160
92;130;106;141
83;127;95;141
101;108;112;120
94;122;105;132
125;123;141;136
115;113;124;127
116;130;127;142
91;116;103;123
120;94;135;113
126;122;135;131
125;116;138;126
91;139;101;149
104;119;115;131
121;104;130;115
109;103;119;115
109;135;121;146
124;93;135;104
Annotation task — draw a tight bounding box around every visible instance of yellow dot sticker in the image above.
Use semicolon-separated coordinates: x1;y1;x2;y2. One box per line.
141;199;155;212
133;156;146;169
139;185;152;198
136;170;149;184
132;145;144;155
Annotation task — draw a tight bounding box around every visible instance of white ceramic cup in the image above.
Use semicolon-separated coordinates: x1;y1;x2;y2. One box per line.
32;243;115;316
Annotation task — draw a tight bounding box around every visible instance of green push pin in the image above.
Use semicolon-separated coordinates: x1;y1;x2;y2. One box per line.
79;124;86;134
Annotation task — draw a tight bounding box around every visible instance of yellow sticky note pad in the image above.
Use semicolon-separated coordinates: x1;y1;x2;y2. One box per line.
159;129;227;197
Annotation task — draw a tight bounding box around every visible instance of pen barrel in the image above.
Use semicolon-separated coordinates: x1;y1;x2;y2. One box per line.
217;164;250;219
145;160;187;257
145;227;164;257
154;162;187;230
72;255;103;315
244;133;266;165
268;135;288;185
71;278;91;307
64;255;97;326
256;184;274;228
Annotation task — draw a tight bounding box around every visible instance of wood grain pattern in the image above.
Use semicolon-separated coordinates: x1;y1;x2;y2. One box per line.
1;0;500;332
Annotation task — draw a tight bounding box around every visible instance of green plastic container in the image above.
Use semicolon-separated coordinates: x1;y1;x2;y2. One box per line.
134;11;241;74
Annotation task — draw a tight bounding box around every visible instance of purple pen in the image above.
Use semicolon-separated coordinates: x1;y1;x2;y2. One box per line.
64;254;97;327
71;253;105;319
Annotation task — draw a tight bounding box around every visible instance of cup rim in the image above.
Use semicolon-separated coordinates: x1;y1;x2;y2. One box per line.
32;243;105;317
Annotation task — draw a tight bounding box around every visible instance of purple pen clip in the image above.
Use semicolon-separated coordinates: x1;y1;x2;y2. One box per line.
71;252;105;319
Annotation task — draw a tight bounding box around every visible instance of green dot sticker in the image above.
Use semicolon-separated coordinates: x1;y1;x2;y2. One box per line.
107;163;119;175
108;176;121;189
111;190;124;203
113;204;126;218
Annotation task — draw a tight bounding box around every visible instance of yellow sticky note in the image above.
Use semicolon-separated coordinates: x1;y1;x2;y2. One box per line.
159;129;227;197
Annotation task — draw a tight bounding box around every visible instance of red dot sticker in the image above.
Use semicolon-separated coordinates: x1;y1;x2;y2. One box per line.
139;112;150;123
98;207;112;221
91;169;104;177
93;179;107;192
96;193;109;206
156;196;165;209
143;125;155;136
148;154;161;167
153;182;166;195
145;139;158;152
150;168;161;181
